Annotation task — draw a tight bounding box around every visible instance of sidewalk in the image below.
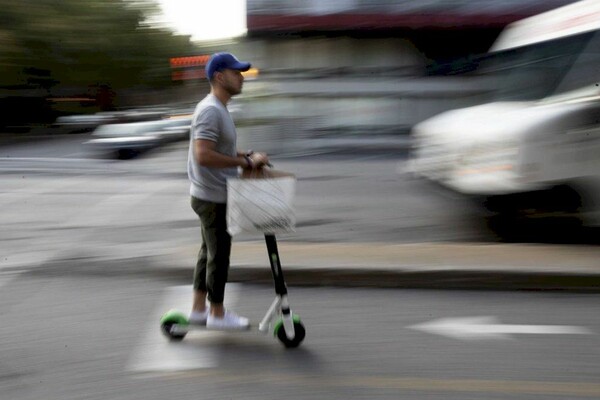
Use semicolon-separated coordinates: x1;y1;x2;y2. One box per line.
153;242;600;292
5;236;599;292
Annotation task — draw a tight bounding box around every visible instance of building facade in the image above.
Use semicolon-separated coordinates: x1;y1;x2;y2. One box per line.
230;0;579;154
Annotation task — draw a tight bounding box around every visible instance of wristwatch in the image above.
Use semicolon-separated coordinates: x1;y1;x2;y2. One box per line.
244;150;254;168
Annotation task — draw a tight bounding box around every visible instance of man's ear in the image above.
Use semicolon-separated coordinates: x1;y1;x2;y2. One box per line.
214;70;224;85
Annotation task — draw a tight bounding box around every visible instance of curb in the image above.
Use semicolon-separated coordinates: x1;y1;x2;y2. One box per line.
167;242;600;292
127;264;600;292
230;265;600;292
15;242;600;292
19;255;600;292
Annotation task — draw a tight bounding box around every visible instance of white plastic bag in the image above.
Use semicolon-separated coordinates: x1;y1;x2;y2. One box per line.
227;175;296;236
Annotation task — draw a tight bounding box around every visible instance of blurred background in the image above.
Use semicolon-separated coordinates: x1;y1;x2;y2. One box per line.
0;0;579;134
2;2;600;400
2;0;599;240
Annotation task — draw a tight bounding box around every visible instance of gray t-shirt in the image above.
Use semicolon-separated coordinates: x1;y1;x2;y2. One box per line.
188;94;238;203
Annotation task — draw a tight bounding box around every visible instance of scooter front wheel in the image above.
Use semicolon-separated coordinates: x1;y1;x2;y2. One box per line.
274;316;306;348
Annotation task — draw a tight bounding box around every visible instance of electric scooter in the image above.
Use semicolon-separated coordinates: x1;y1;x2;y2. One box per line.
160;234;306;348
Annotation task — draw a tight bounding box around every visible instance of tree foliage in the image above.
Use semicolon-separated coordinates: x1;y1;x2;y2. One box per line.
0;0;198;92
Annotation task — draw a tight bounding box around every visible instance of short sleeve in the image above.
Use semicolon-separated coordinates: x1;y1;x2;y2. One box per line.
192;106;220;142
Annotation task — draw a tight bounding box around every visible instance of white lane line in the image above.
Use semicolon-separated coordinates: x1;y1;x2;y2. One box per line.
127;284;243;374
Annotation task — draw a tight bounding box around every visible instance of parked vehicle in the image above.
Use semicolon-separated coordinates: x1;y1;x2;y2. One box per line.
54;113;117;133
409;0;600;230
84;116;191;159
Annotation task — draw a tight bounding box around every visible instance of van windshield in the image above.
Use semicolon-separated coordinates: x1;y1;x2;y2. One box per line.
478;31;600;101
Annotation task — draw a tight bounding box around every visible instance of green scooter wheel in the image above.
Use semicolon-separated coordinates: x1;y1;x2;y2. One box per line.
274;315;305;348
160;310;189;341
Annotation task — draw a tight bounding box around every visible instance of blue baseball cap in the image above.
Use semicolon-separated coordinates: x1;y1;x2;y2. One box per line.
205;52;251;80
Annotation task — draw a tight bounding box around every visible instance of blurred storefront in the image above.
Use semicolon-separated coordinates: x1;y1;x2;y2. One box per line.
226;0;578;153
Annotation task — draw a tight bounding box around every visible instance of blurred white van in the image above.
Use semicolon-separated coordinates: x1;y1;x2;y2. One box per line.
410;0;600;227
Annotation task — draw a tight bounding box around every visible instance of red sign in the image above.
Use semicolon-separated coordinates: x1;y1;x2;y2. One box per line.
169;55;210;68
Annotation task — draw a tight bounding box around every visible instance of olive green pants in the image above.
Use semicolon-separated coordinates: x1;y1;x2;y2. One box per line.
191;197;232;304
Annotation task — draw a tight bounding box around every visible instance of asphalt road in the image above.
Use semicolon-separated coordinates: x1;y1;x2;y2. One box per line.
1;270;599;400
0;132;502;249
1;133;597;274
1;133;599;399
3;132;598;246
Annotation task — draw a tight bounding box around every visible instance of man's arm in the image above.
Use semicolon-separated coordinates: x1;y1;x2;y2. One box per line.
194;139;270;169
195;139;249;169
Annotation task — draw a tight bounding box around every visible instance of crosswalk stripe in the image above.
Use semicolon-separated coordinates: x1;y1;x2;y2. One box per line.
55;179;179;228
1;176;186;270
127;284;244;374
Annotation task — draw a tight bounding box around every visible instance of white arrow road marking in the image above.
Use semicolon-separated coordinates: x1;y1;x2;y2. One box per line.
128;284;243;374
408;316;593;340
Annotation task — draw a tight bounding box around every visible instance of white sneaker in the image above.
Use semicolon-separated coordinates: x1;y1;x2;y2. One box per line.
189;308;209;325
207;310;250;330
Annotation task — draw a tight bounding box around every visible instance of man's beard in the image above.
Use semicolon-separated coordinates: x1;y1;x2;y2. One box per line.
224;81;242;96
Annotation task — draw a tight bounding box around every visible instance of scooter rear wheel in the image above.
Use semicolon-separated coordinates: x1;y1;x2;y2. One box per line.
160;310;189;341
161;322;187;341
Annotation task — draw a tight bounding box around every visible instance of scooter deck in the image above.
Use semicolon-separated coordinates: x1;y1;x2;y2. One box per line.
169;322;254;335
161;308;304;347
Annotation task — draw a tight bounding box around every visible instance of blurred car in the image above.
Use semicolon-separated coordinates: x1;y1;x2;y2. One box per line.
54;113;118;133
84;116;191;159
54;108;171;133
